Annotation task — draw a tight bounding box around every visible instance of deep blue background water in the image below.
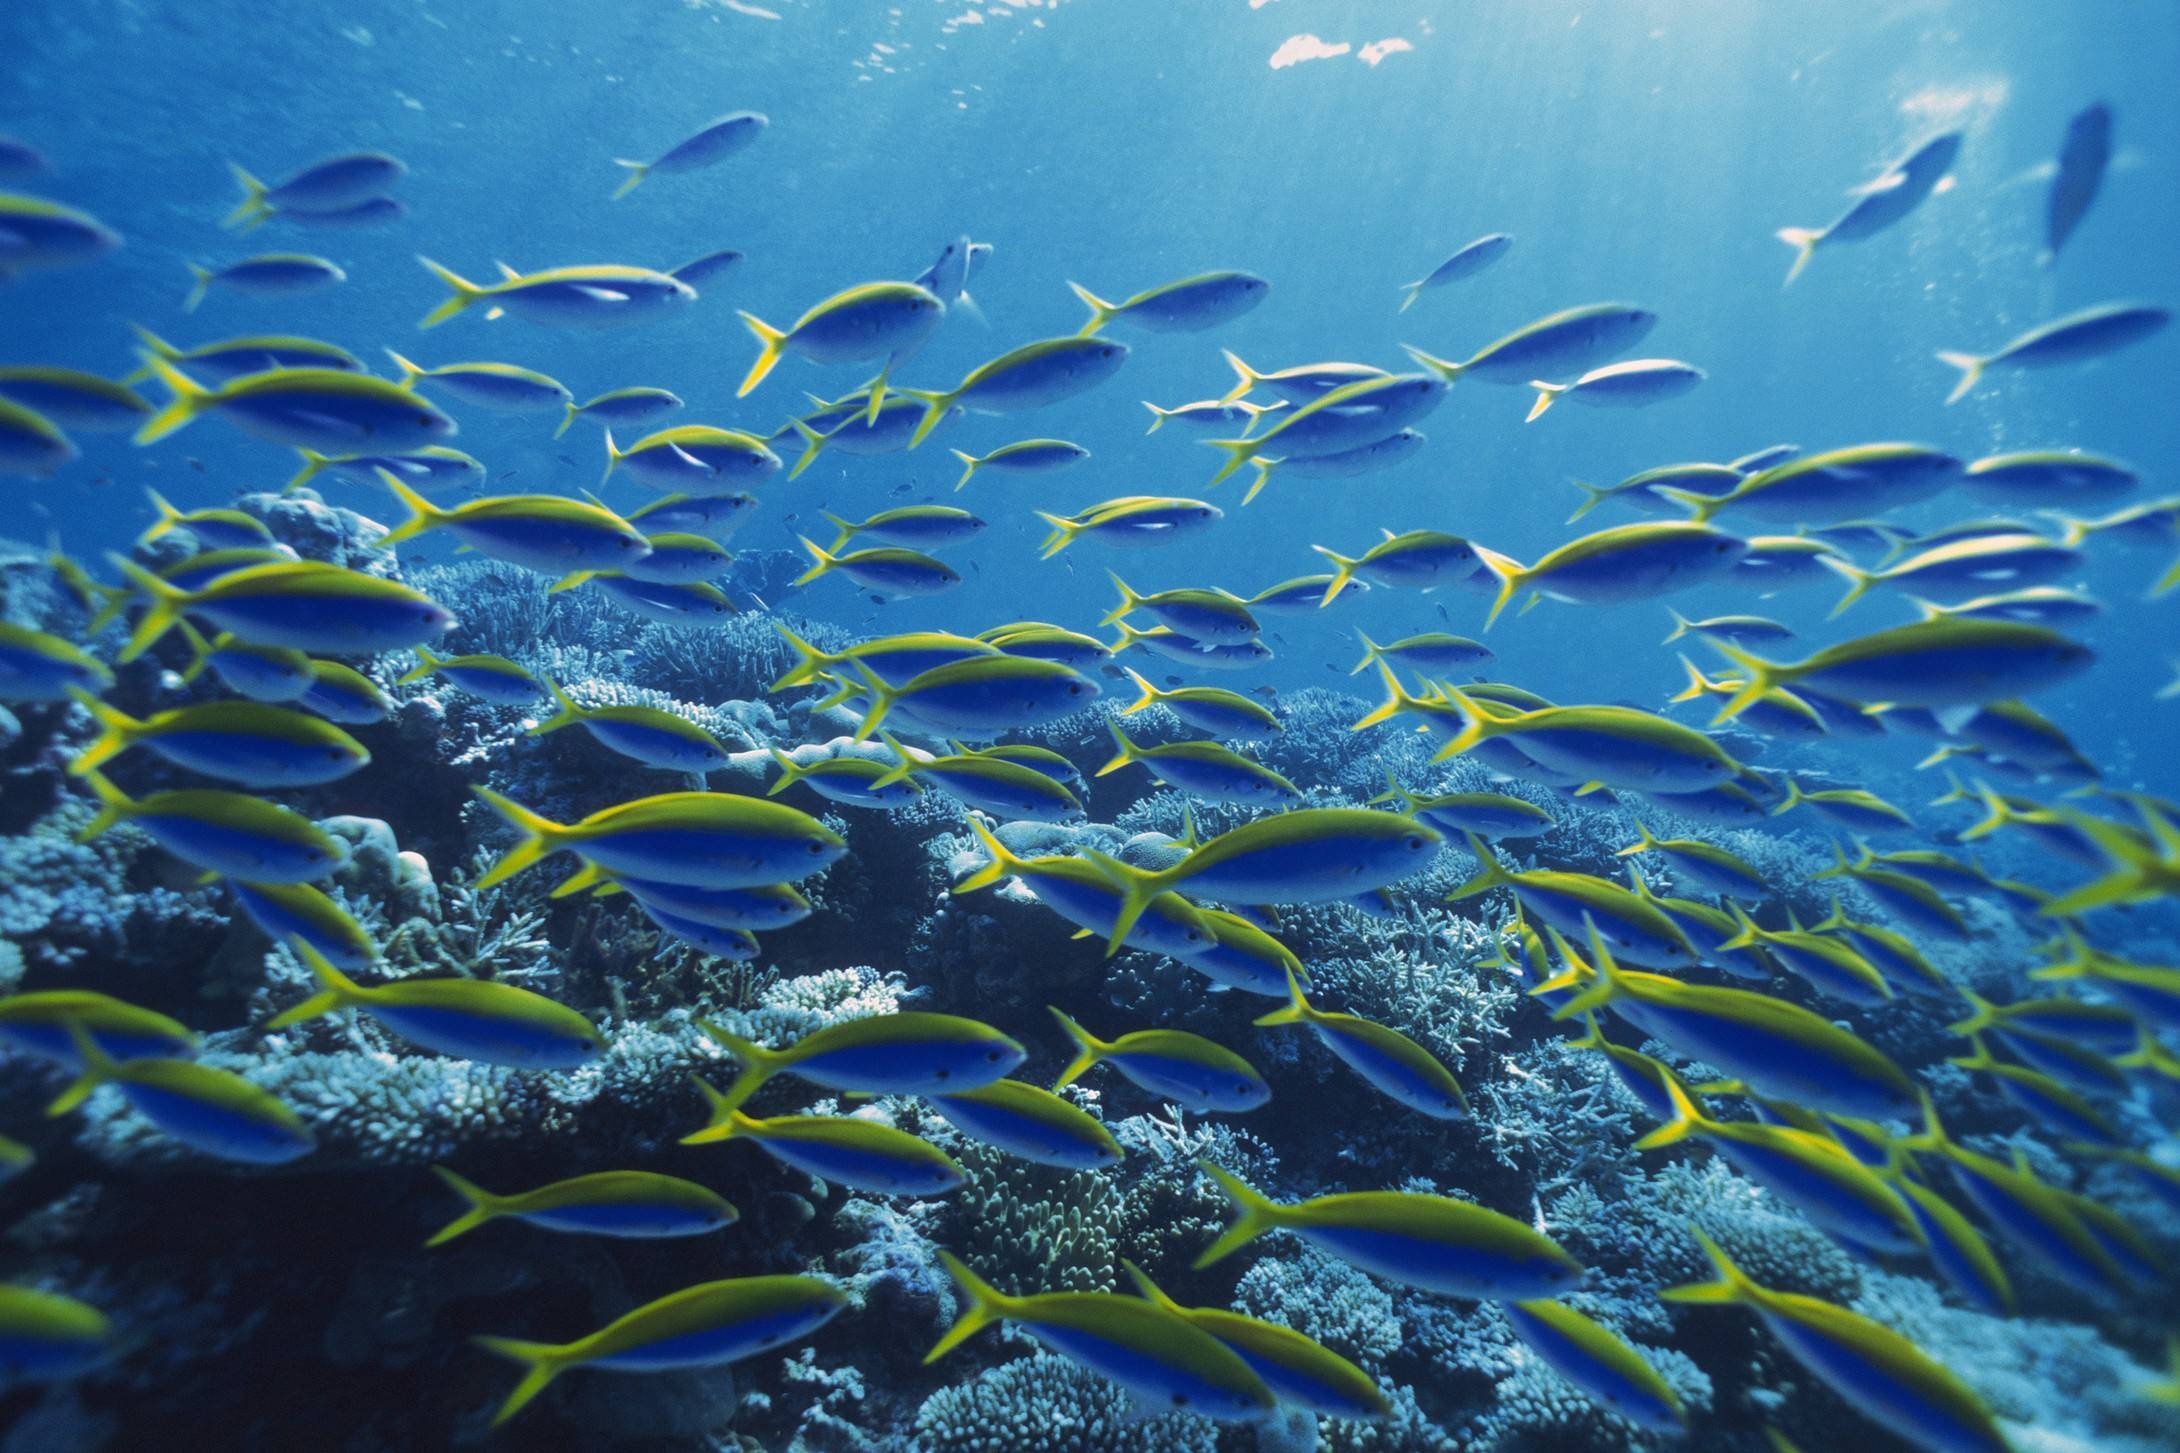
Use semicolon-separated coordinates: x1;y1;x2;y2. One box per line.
6;0;2176;786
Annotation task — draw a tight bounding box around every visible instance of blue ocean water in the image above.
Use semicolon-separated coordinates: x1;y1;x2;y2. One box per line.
5;1;2180;1450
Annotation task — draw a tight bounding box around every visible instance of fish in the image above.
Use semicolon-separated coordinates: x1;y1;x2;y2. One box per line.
1661;1227;2007;1453
227;880;376;971
1824;533;2079;617
615;531;733;586
47;1024;313;1165
126;326;362;382
138;489;275;551
0;191;121;274
270;941;604;1068
416;258;696;330
737;282;946;419
1177;908;1306;997
1084;808;1444;952
896;336;1130;447
1120;1259;1389;1420
1245;428;1428;498
792;537;960;597
1142;397;1288;433
0;621;112;702
697;1012;1025;1114
1313;529;1481;603
1541;922;1917;1119
1193;1162;1583;1299
1663;611;1795;647
1947;1036;2119;1146
681;1094;966;1196
1614;821;1765;899
1524;358;1705;422
1663;443;1963;525
384;351;571;413
551;863;812;934
1049;1006;1269;1113
0;367;151;431
926;1250;1275;1421
426;1166;735;1246
1501;1300;1686;1433
1567;462;1744;523
0;398;74;476
871;734;1083;822
67;689;367;788
1404;684;1743;794
1451;839;1699;969
1960;449;2137;504
836;655;1096;742
909;234;990;314
822;505;986;551
1474;522;1746;627
114;552;456;663
287;444;485;493
1068;271;1269;337
2029;932;2180;1034
1253;970;1466;1118
1035;498;1221;557
1116;667;1279;738
1774;131;1962;284
1706;620;2092;722
1350;632;1493;676
952;820;1214;962
611;111;768;198
1219;352;1387;405
1398;233;1513;313
622;491;760;542
1369;774;1552;840
0;990;197;1066
1098;720;1299;808
0;1283;111;1381
182;253;344;311
532;678;732;773
768;626;997;691
950;437;1090;489
0;135;50;178
1938;301;2170;404
379;473;651;575
472;1274;841;1426
470;785;846;890
1205;374;1445;495
2044;102;2111;263
133;357;456;452
1403;302;1657;385
1640;1077;1918;1252
602;424;781;492
222;152;404;230
1772;780;1912;832
77;769;347;883
921;1080;1122;1170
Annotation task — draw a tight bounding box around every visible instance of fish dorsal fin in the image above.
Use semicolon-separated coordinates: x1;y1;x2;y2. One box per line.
494;260;522;280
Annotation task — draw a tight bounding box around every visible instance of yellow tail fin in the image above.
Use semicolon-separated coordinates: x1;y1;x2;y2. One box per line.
1937;350;1985;406
950;449;982;491
221;163;270;231
416;256;486;329
1775;227;1821;287
790;535;838;589
925;1250;1016;1362
1218;349;1260;405
736;312;791;398
471;1334;573;1426
262;939;362;1030
1116;667;1163;716
425;1166;506;1247
1047;1005;1107;1088
63;687;140;777
133;356;211;446
1659;1225;1759;1305
1472;545;1531;630
1310;545;1360;606
106;553;192;662
1191;1161;1286;1268
610;158;650;200
1250;968;1315;1028
1067;280;1119;337
469;787;570;888
1525;382;1566;424
375;466;448;546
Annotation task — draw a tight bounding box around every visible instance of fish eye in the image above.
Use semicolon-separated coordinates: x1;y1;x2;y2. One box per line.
806;840;825;854
1405;835;1427;851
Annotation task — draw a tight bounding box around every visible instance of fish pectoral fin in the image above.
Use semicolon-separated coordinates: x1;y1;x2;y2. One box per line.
570;285;632;303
